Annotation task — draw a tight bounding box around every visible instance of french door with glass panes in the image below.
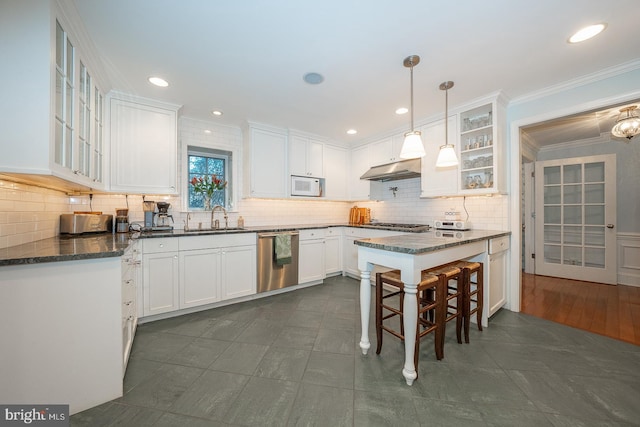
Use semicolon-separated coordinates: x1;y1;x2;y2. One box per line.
534;154;616;284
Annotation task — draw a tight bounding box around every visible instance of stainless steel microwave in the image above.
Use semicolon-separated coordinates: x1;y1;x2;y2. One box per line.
291;175;321;197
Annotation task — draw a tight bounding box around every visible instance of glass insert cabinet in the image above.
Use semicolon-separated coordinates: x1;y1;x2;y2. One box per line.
459;103;497;193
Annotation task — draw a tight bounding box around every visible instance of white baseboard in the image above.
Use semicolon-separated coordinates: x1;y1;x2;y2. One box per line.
618;232;640;287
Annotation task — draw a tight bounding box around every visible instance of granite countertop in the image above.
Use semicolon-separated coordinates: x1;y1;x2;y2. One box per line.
0;233;133;266
0;223;505;266
354;230;511;255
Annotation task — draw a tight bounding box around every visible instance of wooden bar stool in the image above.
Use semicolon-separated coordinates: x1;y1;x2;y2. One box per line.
375;270;446;371
423;264;464;349
448;260;483;343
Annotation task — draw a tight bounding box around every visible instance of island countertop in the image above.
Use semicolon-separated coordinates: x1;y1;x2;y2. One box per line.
354;230;511;255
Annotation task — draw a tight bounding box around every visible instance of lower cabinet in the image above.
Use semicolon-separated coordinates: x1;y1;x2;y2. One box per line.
299;229;326;284
325;227;342;275
121;242;140;375
180;248;221;308
142;250;180;316
488;235;510;316
141;234;257;318
343;227;407;278
221;245;257;299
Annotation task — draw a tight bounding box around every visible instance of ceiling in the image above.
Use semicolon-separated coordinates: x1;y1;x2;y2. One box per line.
72;0;640;145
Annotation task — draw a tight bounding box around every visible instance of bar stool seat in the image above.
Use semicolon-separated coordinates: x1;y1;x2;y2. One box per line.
447;260;483;343
375;270;447;371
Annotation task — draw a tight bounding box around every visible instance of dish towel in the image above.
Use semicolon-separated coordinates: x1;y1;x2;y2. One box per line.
274;234;292;266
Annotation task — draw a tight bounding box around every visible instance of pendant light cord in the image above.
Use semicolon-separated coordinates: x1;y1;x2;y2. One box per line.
409;63;415;131
444;85;448;143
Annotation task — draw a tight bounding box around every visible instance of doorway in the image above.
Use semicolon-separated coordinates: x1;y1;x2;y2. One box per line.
534;154;617;284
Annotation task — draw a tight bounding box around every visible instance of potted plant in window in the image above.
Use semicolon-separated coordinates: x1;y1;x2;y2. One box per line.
190;174;227;210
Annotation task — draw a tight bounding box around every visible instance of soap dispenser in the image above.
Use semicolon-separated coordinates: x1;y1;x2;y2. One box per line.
237;216;245;228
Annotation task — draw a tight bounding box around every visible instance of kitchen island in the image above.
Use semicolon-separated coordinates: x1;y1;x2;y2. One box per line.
355;230;510;385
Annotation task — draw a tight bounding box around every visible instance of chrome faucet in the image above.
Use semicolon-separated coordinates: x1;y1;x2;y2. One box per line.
211;205;228;229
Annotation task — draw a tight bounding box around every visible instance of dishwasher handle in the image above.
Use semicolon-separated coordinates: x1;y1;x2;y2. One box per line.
258;231;300;238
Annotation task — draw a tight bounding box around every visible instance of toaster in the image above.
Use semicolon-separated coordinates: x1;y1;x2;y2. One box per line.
60;214;113;234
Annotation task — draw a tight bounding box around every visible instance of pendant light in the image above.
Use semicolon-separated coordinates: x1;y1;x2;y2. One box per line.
435;81;459;167
399;55;426;159
611;105;640;140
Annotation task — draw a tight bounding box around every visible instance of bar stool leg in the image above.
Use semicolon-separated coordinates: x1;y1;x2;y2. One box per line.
476;263;484;331
375;273;383;354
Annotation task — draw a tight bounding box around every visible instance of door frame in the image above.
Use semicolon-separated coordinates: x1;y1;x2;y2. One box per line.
507;90;640;312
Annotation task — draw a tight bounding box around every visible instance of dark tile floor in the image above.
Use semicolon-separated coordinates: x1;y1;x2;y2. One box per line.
72;275;640;426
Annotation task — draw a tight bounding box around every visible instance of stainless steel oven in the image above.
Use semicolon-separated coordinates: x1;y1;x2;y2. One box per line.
257;231;300;293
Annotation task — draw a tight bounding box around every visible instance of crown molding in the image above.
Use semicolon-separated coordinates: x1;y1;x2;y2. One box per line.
537;132;611;154
510;59;640;106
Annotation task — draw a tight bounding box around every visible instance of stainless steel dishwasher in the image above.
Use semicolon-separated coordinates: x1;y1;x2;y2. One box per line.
257;231;300;293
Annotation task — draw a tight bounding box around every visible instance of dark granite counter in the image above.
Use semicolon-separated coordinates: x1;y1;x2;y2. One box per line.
354;230;511;255
0;223;474;266
136;222;432;238
0;233;133;266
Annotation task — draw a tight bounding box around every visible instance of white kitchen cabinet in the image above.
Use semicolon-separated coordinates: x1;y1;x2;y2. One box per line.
181;234;256;305
289;134;324;178
299;229;326;284
369;135;403;165
121;242;140;375
109;93;180;194
323;145;349;200
221;244;257;299
141;234;257;319
349;144;371;200
1;4;107;191
325;227;343;275
488;235;509;316
458;95;507;195
343;227;406;278
180;248;222;308
244;123;288;198
142;238;180;316
420;116;459;197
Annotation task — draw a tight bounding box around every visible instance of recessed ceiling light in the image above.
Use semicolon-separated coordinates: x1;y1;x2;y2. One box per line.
303;72;324;85
346;129;357;135
204;130;212;134
148;76;169;87
395;107;408;115
211;110;223;116
568;23;607;43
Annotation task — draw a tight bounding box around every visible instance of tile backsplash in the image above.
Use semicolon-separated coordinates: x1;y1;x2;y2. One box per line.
1;176;508;250
0;179;71;249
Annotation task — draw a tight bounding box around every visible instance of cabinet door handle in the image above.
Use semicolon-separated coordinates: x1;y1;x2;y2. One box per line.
174;255;178;259
159;244;164;248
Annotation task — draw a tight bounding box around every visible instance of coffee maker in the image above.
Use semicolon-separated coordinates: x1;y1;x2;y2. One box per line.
155;202;173;230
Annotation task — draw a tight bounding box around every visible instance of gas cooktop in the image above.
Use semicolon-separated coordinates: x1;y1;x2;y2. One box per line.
360;223;431;233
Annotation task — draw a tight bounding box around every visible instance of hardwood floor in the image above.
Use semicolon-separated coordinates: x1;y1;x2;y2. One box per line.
521;272;640;346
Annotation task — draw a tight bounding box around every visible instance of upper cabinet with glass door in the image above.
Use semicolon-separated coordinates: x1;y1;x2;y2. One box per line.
0;2;107;191
458;95;507;195
53;21;106;188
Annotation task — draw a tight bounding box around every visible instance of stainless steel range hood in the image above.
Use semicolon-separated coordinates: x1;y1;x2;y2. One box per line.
360;158;421;182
